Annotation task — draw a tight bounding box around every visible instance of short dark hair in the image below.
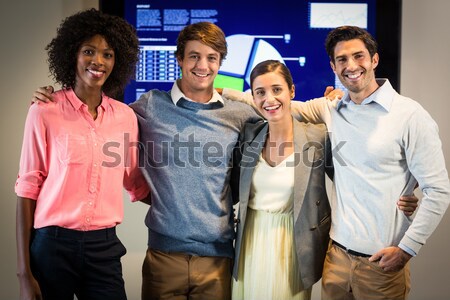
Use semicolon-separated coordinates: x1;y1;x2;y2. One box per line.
325;26;378;63
175;22;228;64
46;8;139;98
250;60;294;93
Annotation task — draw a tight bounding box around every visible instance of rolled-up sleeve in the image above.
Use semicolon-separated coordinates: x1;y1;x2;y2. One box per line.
15;104;48;200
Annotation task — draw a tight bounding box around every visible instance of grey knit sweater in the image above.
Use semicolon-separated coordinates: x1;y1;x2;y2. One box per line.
129;87;260;257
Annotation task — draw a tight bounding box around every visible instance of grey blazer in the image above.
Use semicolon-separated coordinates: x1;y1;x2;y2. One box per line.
231;119;333;290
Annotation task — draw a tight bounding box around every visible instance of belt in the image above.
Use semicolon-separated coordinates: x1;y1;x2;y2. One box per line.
332;240;371;258
36;226;116;240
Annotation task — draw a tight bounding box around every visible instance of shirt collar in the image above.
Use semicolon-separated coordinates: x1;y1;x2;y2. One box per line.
170;80;224;105
65;88;109;112
336;79;394;112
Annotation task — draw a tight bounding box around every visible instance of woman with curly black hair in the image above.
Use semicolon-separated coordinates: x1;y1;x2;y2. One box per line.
15;9;150;300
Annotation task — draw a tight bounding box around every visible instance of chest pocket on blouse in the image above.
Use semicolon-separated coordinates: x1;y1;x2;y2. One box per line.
56;134;89;165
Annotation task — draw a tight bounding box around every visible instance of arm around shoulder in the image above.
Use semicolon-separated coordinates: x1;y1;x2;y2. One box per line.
290;97;332;124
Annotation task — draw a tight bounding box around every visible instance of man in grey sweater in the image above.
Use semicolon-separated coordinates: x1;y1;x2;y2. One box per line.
129;22;260;300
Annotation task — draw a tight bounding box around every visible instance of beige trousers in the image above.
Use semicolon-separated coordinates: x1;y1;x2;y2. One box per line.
322;243;411;300
141;248;232;300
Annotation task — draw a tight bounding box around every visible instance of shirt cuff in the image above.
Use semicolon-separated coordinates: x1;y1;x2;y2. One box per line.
15;184;40;200
399;243;417;257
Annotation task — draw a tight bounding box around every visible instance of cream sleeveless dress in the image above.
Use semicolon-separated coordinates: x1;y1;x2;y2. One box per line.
232;153;311;300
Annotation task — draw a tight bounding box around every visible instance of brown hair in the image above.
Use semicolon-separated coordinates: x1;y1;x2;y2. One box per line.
250;60;294;93
325;26;378;63
175;22;228;64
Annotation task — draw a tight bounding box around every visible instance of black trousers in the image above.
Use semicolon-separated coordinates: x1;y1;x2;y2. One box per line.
30;226;127;300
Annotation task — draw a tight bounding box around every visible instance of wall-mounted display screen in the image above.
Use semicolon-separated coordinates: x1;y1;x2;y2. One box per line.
100;0;401;103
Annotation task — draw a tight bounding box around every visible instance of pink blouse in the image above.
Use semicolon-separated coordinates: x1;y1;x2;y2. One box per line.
15;89;150;230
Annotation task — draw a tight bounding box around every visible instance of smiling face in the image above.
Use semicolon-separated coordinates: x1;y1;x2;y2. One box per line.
331;38;379;103
252;71;295;123
75;34;115;94
177;40;220;102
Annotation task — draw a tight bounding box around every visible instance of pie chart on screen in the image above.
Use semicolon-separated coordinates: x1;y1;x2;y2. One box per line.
215;34;285;92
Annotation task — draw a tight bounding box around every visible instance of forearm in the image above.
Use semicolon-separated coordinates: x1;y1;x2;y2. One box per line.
222;88;264;117
123;115;152;202
290;97;331;124
16;197;36;276
400;188;450;254
400;113;450;254
222;88;254;106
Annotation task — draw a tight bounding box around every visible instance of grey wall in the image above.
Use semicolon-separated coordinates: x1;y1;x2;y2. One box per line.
1;0;449;299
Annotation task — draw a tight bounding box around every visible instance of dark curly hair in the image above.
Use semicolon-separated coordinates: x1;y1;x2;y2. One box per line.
46;8;139;98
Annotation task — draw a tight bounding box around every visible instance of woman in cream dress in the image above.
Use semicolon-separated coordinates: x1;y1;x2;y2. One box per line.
230;60;333;300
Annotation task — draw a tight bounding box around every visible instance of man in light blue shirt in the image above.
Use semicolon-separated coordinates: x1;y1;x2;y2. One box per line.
303;26;449;300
